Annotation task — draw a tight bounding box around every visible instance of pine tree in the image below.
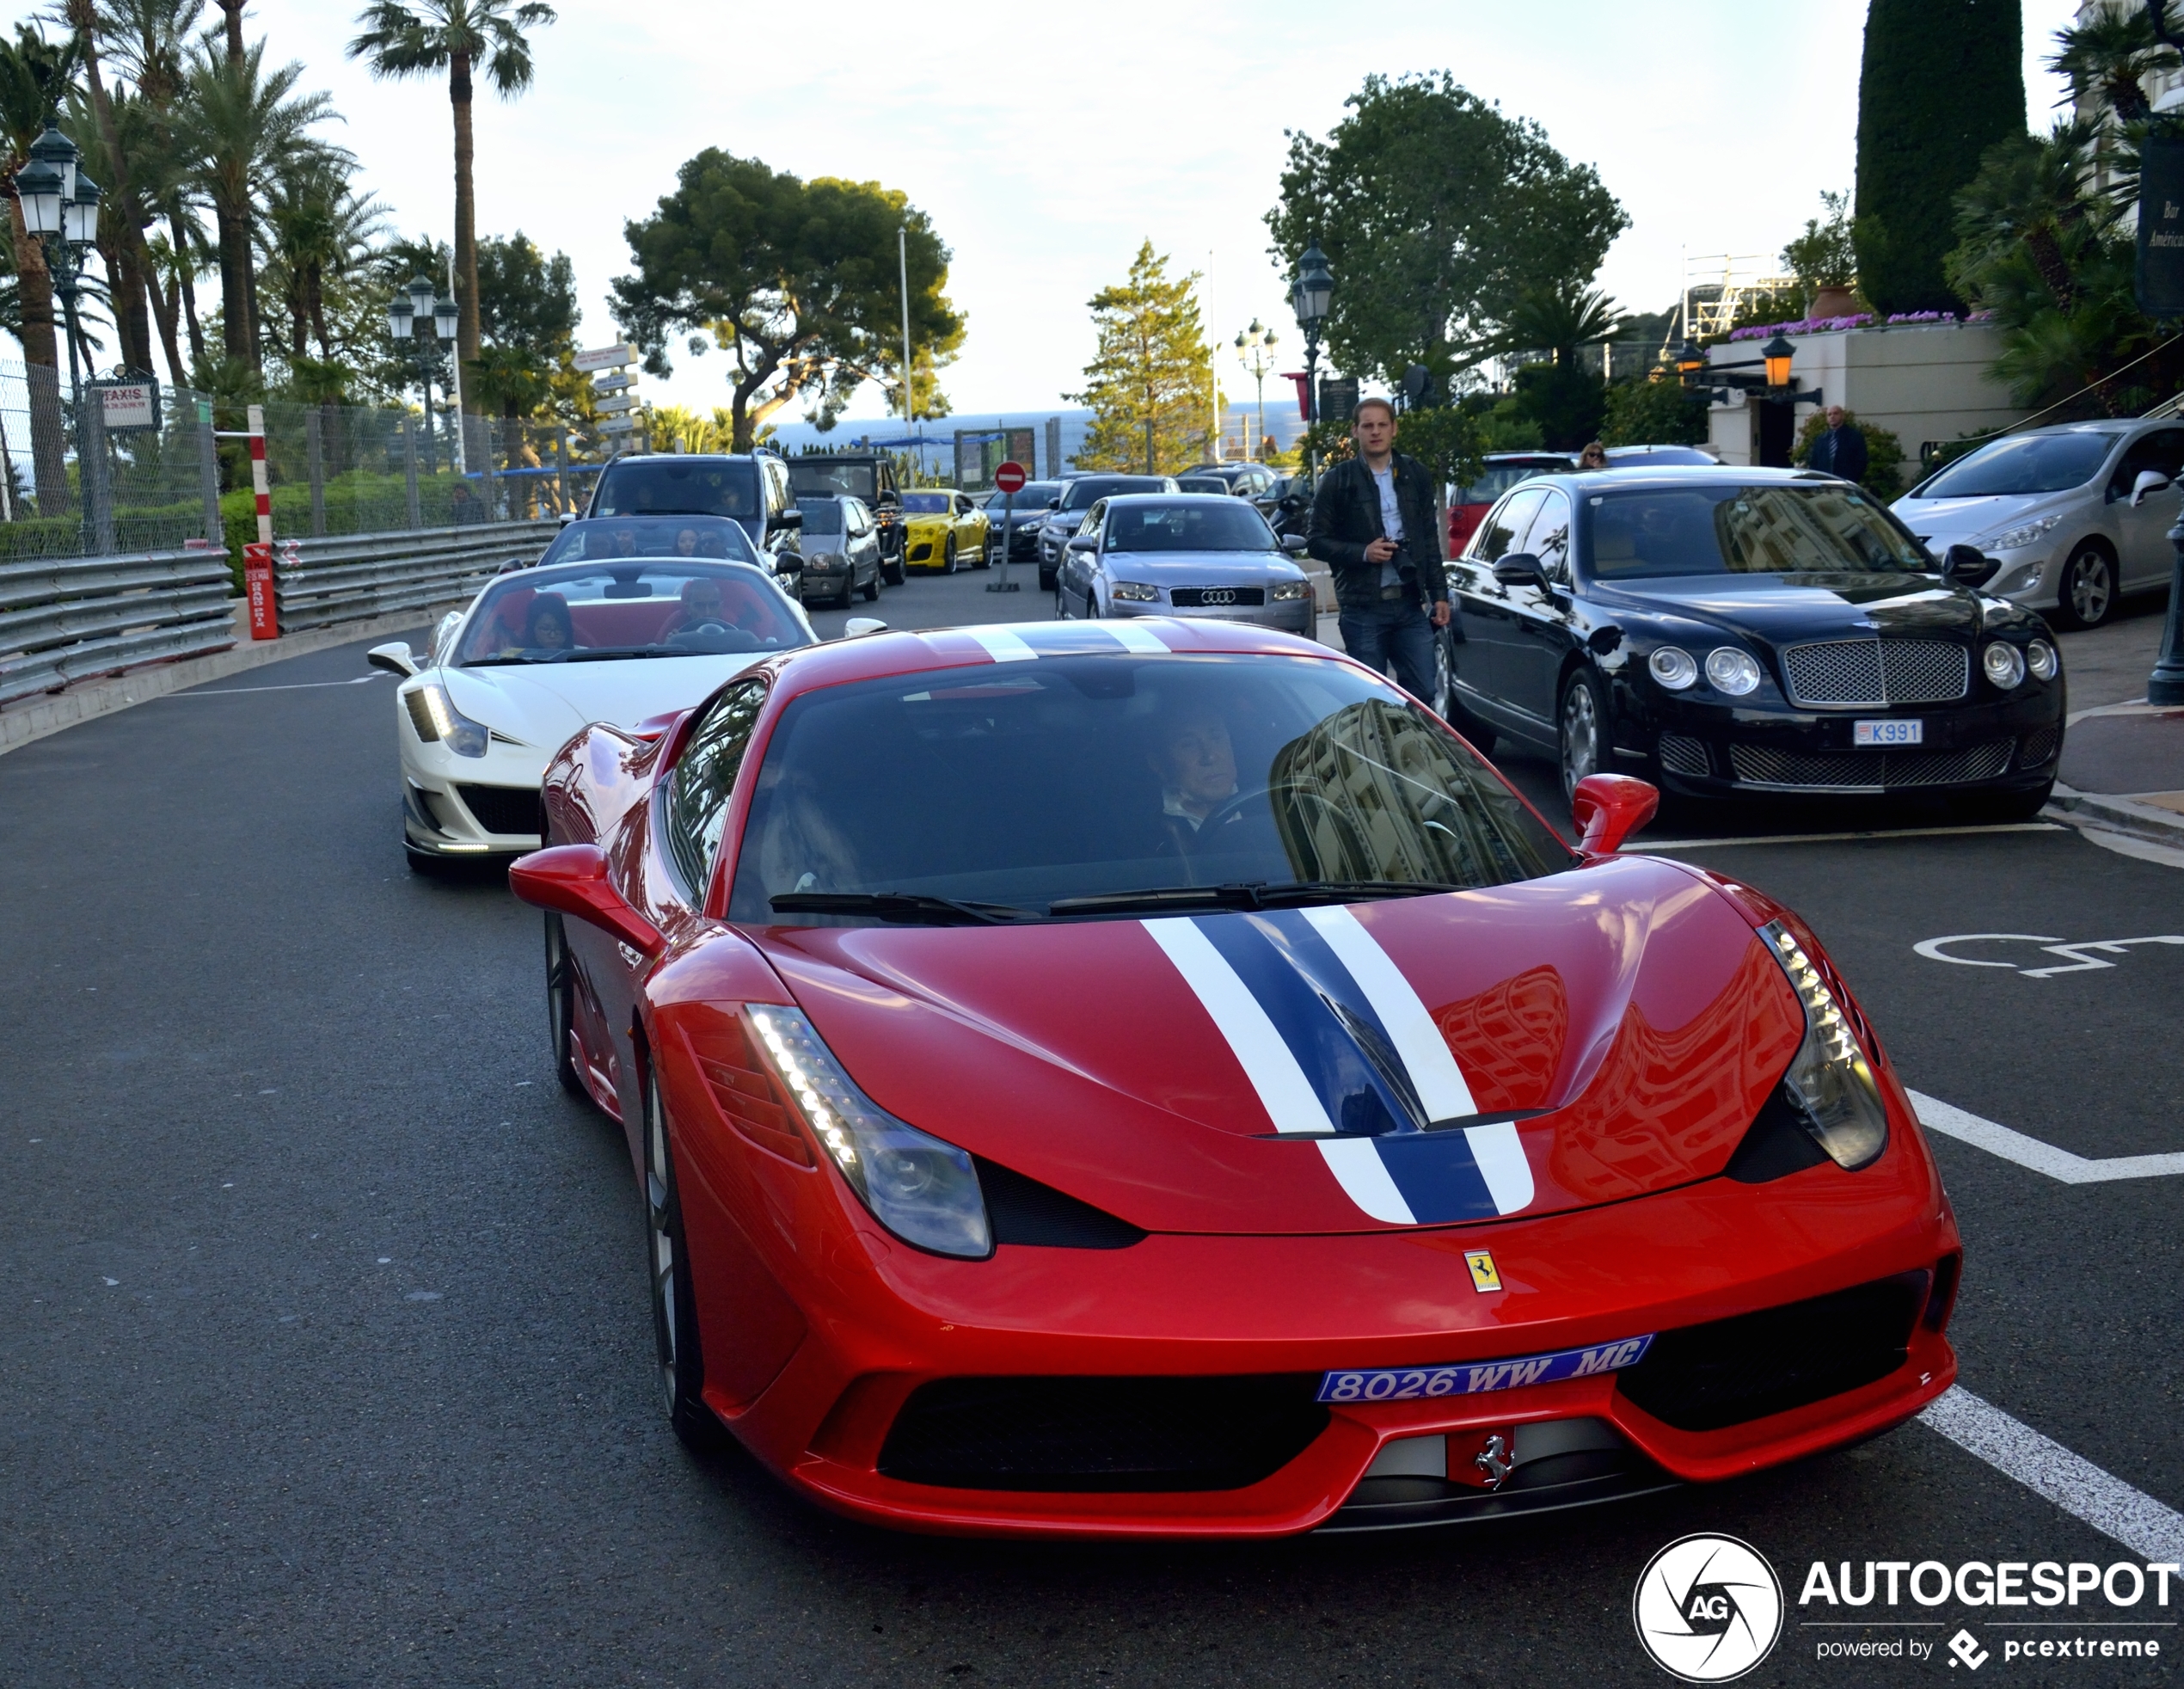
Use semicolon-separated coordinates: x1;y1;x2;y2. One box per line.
1855;0;2026;316
1071;242;1215;474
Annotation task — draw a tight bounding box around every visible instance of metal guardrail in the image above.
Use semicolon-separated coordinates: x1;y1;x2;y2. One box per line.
0;546;236;707
273;519;561;630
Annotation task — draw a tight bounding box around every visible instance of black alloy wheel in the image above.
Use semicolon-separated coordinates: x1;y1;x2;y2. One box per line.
1559;668;1609;806
644;1061;720;1453
544;912;585;1096
942;535;959;574
1427;628;1455;719
2052;543;2118;630
861;556;880;602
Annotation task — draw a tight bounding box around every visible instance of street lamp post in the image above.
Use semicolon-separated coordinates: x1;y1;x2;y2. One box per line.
1290;243;1333;482
386;273;460;476
13;120;104;554
1234;318;1279;462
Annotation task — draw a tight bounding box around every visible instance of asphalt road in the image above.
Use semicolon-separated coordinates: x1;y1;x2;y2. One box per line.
4;565;2180;1686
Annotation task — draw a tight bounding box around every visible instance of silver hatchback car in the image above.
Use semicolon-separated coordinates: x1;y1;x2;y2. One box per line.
1052;493;1315;636
1892;420;2183;629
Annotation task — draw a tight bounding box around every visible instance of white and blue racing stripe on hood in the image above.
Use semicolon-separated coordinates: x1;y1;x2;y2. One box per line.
1146;906;1536;1225
962;622;1170;664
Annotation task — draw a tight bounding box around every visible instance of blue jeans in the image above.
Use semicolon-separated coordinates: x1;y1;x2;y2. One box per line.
1338;597;1437;700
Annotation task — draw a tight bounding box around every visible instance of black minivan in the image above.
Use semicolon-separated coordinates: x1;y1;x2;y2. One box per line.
587;452;805;583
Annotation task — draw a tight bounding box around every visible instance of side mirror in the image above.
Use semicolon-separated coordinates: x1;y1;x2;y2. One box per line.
508;843;665;957
1570;773;1659;856
2132;469;2171;507
1046;497;1062;510
1066;534;1099;552
558;511;577;526
775;553;801;576
1279;534;1310;555
366;642;418;678
769;508;803;531
1942;543;1997;587
842;617;888;639
1493;552;1549;592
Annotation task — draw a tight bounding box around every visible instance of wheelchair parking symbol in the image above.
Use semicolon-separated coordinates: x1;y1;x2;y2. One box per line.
1914;933;2184;979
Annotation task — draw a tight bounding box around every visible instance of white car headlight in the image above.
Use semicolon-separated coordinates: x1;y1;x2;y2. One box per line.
2026;638;2059;682
1760;921;1887;1170
405;683;489;758
1648;646;1698;690
1110;581;1160;602
745;1005;991;1258
1705;647;1763;696
1270;579;1310;601
1981;512;2062;552
1983;641;2028;690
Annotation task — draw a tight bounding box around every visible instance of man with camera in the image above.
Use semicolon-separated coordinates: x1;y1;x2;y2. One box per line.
1305;397;1451;702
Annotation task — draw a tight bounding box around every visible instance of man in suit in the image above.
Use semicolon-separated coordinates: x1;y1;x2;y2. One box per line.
1809;405;1868;486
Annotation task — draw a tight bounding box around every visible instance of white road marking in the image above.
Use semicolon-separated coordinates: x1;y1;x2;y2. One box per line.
168;674;389;697
1633;823;2064;851
1915;932;2184;977
1911;1090;2184;1182
1920;1386;2184;1563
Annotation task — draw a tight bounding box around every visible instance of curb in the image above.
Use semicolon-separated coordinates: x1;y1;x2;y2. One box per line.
0;599;456;758
2047;784;2184;846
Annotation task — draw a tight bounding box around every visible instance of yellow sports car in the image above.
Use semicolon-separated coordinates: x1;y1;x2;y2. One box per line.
899;488;991;573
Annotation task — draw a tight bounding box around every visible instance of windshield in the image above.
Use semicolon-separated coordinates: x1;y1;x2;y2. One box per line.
1605;445;1715;466
1105;501;1278;552
1917;431;2119;498
592;458;760;519
1175;477;1230;494
788;460;878;502
986;482;1061;508
726;654;1568;924
902;493;953;513
1063;476;1166;510
457;560;809;666
1457;462;1564;504
538;515;759;567
1586;483;1930;578
796;498;844;536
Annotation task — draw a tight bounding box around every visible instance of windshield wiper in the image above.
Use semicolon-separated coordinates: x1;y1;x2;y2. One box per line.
768;892;1036;926
1046;880;1461;918
559;646;689;662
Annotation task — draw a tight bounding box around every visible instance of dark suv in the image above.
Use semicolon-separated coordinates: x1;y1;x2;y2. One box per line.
1032;473;1180;588
586;452;805;585
788;451;906;582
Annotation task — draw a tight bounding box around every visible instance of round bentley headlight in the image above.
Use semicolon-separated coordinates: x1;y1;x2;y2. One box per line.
1648;646;1698;690
2026;638;2059;682
1983;641;2028;690
1705;647;1763;696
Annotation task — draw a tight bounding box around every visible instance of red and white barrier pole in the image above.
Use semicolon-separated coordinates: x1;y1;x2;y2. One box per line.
243;402;277;640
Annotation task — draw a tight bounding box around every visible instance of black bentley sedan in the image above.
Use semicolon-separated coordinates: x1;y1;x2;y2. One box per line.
1443;467;2065;816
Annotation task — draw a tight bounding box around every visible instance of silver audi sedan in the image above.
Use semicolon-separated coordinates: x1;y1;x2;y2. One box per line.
1052;493;1316;636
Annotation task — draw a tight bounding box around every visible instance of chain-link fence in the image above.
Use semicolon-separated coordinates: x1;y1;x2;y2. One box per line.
0;359;608;578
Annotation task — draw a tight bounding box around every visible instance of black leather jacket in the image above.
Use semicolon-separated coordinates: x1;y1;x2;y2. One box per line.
1305;451;1449;612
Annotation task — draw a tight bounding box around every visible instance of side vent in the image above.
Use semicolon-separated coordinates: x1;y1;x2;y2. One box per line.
680;1019;813;1166
974;1158;1145;1250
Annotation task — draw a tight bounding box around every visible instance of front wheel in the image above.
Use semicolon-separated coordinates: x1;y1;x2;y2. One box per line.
942;536;959;574
644;1062;720;1453
544;913;584;1096
1559;668;1609;807
972;531;991;569
2052;544;2118;630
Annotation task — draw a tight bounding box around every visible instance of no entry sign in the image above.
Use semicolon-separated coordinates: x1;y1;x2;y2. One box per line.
993;460;1027;494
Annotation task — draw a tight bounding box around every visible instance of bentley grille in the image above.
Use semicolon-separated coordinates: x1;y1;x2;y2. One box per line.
1728;740;2013;789
1781;639;1969;708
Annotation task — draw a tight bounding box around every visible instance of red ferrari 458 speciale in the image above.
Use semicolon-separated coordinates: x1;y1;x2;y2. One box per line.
510;617;1960;1539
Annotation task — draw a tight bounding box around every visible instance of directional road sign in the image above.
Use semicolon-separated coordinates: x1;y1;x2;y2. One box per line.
574;343;635;373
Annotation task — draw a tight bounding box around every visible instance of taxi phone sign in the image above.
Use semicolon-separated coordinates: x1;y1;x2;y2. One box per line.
993;460;1027;494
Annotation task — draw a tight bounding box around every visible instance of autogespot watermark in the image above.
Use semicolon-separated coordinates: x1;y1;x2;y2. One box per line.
1633;1534;1785;1682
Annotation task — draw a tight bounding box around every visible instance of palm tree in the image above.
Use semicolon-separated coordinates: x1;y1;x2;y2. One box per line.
1495;282;1625;366
175;38;337;375
259;153;383;361
346;0;556;414
2046;1;2168;123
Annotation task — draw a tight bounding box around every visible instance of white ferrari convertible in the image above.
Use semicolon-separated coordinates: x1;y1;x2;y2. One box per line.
368;513;826;869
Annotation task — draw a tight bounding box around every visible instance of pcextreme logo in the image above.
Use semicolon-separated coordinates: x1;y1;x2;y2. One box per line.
1634;1533;1785;1682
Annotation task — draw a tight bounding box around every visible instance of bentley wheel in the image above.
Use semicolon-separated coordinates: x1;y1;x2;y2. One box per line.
1559;669;1608;805
943;536;959;574
1429;629;1455;718
544;912;584;1096
972;533;991;569
644;1061;719;1453
2052;544;2117;630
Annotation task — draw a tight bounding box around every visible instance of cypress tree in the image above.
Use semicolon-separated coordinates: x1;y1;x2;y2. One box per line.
1855;0;2026;316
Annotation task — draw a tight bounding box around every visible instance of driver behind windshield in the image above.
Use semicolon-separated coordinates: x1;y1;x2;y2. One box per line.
1149;705;1240;854
667;576;728;634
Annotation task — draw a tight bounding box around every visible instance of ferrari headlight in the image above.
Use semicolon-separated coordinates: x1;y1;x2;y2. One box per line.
745;1005;991;1258
1759;920;1887;1170
407;683;488;757
1271;579;1310;601
1983;641;2027;690
1648;646;1698;690
2027;637;2059;682
1705;647;1763;696
1982;511;2060;552
1110;580;1160;602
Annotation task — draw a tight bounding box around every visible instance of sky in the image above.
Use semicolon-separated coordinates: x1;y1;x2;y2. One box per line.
163;1;2088;419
